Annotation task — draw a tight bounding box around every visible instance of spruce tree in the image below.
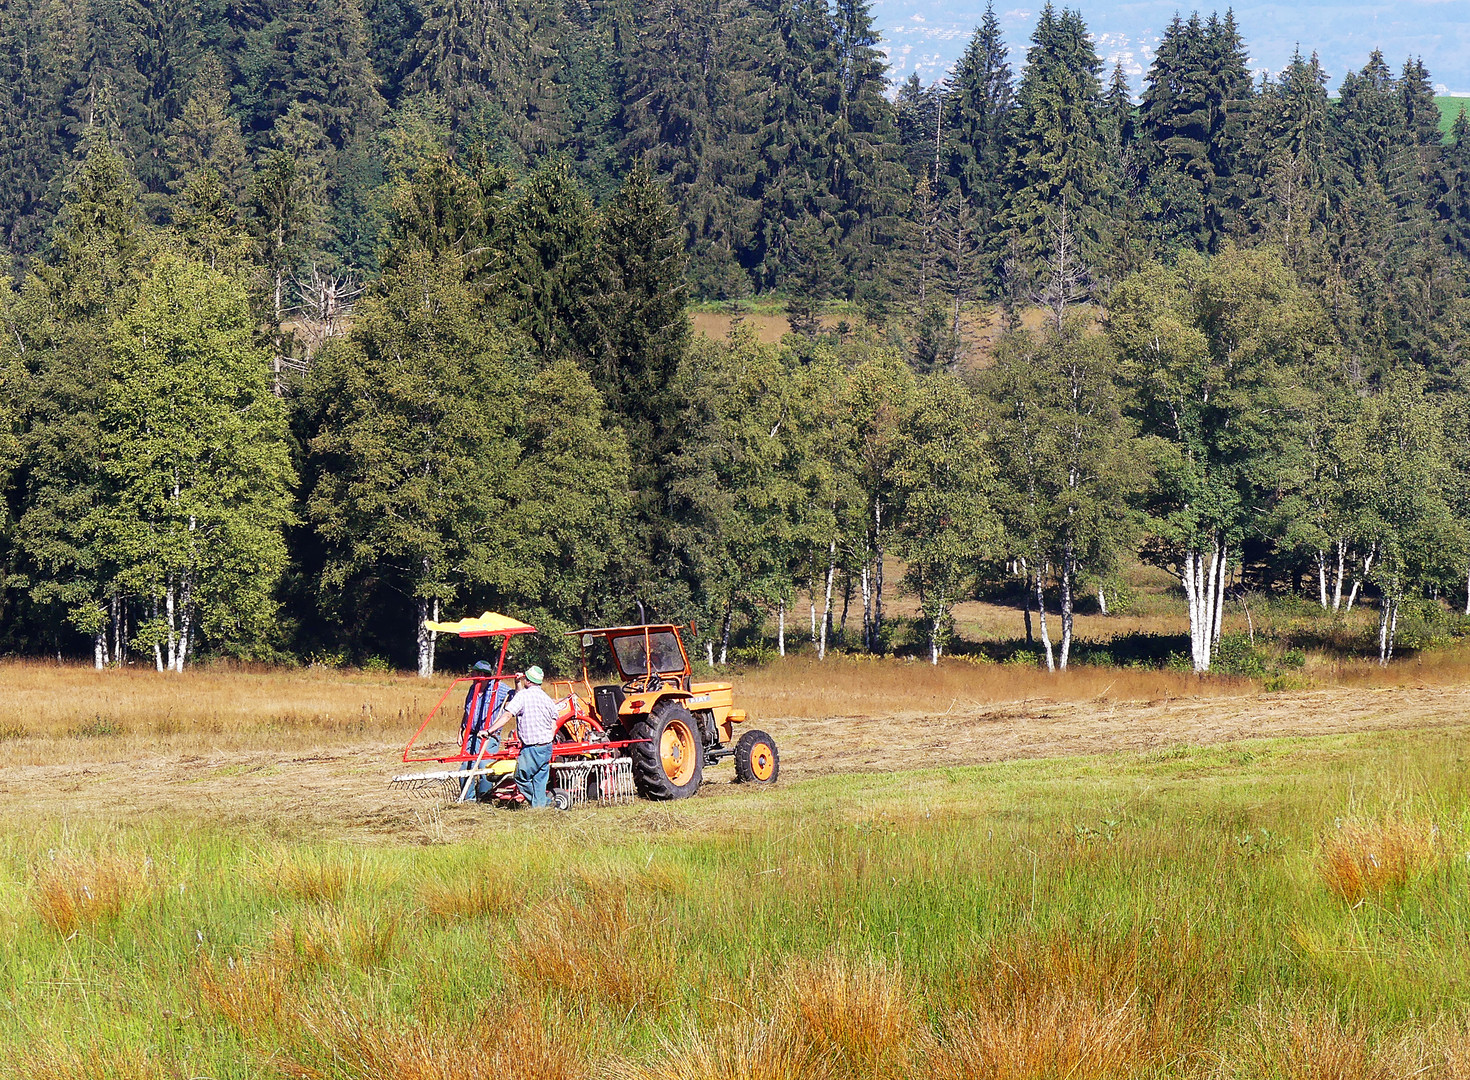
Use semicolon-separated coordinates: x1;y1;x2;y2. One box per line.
594;163;692;426
1000;4;1110;287
944;5;1013;206
941;4;1012;292
1399;57;1441;148
499;160;604;360
168;56;251;206
1442;108;1470;260
1242;50;1330;270
1331;51;1402;184
12;134;149;664
895;74;940;185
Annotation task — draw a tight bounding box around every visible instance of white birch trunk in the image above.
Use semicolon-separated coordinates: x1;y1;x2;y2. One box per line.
1034;571;1055;671
94;631;107;670
1378;590;1401;666
719;605;731;666
1181;536;1226;673
1097;584;1108;616
1316;551;1329;609
873;498;884;652
414;596;435;678
1182;551;1201;671
174;568;193;673
818;537;836;660
778;598;786;657
165;573;178;673
1332;540;1346;611
1059;542;1074;670
1346;545;1375;614
860;563;871;652
930;597;944;665
1212;544;1228;648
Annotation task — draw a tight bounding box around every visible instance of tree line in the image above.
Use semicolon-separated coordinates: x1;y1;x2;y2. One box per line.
1;2;1469;674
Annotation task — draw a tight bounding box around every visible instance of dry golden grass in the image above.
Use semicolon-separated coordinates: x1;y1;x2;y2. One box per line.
778;952;915;1070
30;850;152;935
609;1020;834;1080
926;995;1152;1080
13;1045;172;1080
508;894;676;1013
281;1004;591;1080
195;955;292;1036
195;960;591;1080
1318;818;1440;904
1219;1007;1430;1080
735;654;1246;721
0;658;448;758
923;933;1186;1080
417;871;518;921
264;907;403;969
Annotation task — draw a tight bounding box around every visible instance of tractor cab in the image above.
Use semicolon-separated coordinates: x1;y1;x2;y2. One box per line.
570;623;779;795
574;624;693;729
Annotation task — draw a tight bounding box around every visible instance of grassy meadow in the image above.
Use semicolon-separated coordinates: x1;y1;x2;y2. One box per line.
7;723;1470;1078
8;564;1470;1077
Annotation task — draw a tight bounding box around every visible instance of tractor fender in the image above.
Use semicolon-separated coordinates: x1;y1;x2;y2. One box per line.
617;687;692;717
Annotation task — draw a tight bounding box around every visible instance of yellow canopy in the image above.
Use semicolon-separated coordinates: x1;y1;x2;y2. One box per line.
423;611;537;637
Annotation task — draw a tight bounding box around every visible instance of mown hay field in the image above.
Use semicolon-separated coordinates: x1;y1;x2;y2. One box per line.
7;723;1470;1078
8;631;1470;1078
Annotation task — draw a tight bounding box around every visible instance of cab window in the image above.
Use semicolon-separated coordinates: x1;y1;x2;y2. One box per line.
611;631;685;676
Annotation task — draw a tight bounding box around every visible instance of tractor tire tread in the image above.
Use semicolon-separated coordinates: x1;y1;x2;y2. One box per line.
734;729;780;784
628;702;703;801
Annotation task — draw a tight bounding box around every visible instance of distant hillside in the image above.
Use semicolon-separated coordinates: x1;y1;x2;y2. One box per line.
1439;96;1470;137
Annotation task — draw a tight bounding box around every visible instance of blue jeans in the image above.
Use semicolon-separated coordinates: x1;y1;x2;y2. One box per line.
515;743;554;808
459;730;501;800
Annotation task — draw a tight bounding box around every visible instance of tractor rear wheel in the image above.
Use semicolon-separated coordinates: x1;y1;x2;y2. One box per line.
734;730;780;784
629;702;703;800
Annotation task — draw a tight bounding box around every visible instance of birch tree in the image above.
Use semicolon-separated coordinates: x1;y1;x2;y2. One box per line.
96;255;294;670
1337;371;1463;663
1109;247;1327;671
665;331;815;663
979;313;1145;669
892;375;1000;663
843;350;915;653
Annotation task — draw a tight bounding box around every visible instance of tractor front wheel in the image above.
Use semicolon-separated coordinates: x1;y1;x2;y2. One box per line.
629;702;703;800
734;729;780;784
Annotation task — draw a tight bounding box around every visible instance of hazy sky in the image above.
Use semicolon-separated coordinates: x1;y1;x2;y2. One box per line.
873;0;1470;96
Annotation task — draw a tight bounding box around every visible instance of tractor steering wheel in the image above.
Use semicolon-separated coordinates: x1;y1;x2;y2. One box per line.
623;672;665;694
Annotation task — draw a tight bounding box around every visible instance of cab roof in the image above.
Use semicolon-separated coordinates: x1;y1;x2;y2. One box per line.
566;624;683;637
425;611;538;637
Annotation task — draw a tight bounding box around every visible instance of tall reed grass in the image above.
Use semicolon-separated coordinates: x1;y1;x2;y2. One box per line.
7;726;1470;1079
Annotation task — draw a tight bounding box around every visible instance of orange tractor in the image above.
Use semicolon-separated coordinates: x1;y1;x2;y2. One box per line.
392;613;779;805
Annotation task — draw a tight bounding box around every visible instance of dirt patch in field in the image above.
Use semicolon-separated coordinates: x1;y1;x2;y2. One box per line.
4;683;1469;838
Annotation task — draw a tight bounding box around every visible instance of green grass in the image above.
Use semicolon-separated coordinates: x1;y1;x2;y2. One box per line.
6;727;1470;1077
1438;96;1468;139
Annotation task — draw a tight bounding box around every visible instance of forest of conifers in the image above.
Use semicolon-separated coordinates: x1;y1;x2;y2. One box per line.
1;0;1469;675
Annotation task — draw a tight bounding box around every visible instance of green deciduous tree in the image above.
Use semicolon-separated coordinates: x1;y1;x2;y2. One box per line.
96;254;294;670
891;374;999;663
1109;247;1333;671
979;315;1145;669
303;250;524;676
1339;370;1465;662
